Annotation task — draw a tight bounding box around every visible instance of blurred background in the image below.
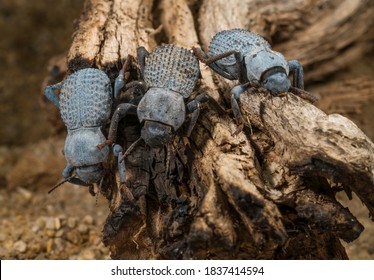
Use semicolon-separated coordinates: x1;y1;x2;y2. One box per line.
0;0;373;259
0;0;111;260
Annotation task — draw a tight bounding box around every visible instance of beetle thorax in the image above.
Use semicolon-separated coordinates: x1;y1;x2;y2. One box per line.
137;88;186;131
244;48;289;83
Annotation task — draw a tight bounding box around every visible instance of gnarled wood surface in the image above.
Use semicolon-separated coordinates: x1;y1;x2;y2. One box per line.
199;0;374;82
45;0;374;259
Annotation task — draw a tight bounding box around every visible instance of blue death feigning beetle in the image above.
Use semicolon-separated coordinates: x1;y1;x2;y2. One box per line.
97;44;223;175
44;58;133;195
192;29;318;130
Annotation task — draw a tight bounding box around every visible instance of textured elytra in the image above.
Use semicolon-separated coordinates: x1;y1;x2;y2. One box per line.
143;45;200;98
59;68;112;130
209;29;270;66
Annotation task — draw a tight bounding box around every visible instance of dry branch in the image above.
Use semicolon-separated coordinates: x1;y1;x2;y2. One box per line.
317;77;374;139
67;0;156;77
199;0;374;82
44;0;374;259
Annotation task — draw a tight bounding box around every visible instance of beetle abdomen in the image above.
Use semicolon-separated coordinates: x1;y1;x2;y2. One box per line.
60;68;112;130
143;45;200;98
209;29;270;67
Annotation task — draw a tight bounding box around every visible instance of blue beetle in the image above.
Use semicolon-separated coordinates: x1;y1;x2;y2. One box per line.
99;44;209;152
44;64;129;194
193;29;317;127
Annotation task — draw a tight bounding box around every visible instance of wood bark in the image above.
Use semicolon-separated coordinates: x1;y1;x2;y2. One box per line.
199;0;374;82
317;77;374;139
45;0;374;259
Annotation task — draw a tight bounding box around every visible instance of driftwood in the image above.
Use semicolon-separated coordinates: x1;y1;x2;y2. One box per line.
317;77;374;140
44;0;374;259
199;0;374;82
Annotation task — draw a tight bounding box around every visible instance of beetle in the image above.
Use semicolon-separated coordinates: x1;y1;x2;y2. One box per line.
98;44;209;155
192;29;318;128
44;64;129;194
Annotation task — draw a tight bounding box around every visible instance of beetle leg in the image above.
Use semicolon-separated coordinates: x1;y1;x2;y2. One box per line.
113;55;138;113
124;80;147;93
121;137;143;163
62;164;74;179
234;51;246;84
113;144;126;184
185;93;228;137
98;103;138;149
231;82;252;129
288;60;304;90
122;80;148;104
137;47;149;80
186;93;216;137
192;47;238;80
185;99;201;137
44;82;62;108
114;55;132;103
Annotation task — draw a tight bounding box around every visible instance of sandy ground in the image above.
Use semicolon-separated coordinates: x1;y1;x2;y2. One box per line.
0;0;373;260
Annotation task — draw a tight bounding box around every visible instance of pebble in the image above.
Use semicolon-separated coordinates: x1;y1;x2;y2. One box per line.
45;217;61;230
31;225;39;233
54;238;64;252
17;187;32;200
55;229;64;238
78;224;88;234
66;231;82;245
54;217;61;230
47;239;53;254
46;230;55;238
77;249;95;260
67;217;77;229
34;253;46;260
28;243;41;255
83;215;94;225
45;218;55;230
13;240;27;253
35;217;46;229
0;185;111;260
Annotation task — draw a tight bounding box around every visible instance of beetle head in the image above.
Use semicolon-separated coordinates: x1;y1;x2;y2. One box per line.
141;121;173;148
75;164;104;184
262;72;290;95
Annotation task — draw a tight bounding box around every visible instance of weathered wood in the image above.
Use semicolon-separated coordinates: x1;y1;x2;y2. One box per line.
317;77;374;139
67;0;156;78
45;0;374;259
199;0;374;82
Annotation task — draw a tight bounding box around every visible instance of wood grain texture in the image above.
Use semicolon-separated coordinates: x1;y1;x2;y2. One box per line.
67;0;156;77
43;0;374;259
317;77;374;139
199;0;374;82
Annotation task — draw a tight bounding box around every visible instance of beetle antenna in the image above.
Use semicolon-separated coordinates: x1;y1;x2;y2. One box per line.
289;86;319;103
120;137;143;162
47;176;74;194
